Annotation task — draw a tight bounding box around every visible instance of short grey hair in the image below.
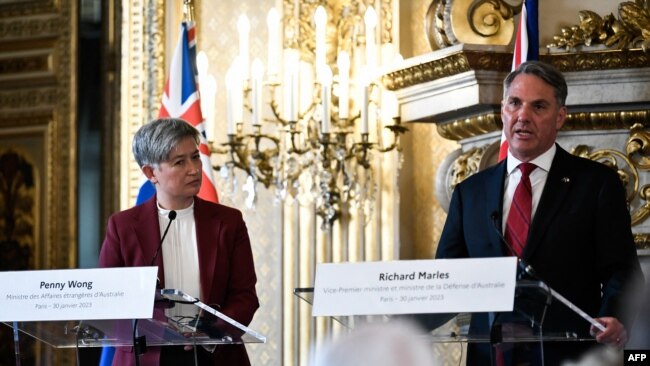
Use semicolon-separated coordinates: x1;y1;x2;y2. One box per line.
503;60;568;107
132;118;200;167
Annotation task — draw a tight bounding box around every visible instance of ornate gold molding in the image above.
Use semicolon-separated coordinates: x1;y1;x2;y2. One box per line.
572;144;638;202
437;113;502;140
546;49;650;73
0;0;76;305
0;0;57;17
383;48;649;91
0;16;63;38
382;50;512;90
425;0;520;49
380;0;394;44
632;234;650;250
0;89;59;110
436;110;650;141
450;145;489;188
146;0;166;122
627;122;650;169
547;1;650;52
571;141;650;250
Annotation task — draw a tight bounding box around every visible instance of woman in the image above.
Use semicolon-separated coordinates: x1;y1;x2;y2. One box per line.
99;118;259;365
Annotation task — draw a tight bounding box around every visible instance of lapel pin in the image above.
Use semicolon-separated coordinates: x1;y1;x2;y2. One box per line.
561;177;570;183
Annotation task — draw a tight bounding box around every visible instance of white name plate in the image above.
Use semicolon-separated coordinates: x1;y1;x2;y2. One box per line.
312;257;517;316
0;267;158;321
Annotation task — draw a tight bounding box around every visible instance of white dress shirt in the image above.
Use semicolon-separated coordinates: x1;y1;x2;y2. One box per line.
502;144;557;233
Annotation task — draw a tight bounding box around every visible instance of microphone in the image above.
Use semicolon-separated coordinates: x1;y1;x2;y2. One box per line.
489;211;538;280
150;210;177;266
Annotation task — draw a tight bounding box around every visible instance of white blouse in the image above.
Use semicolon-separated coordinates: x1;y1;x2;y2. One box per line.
157;202;201;320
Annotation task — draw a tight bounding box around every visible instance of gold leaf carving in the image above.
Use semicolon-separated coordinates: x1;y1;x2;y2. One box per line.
450;145;488;188
425;0;520;49
547;1;650;52
572;144;646;228
626;122;650;169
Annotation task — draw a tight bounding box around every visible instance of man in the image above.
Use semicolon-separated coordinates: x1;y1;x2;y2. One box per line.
436;61;642;365
100;118;259;365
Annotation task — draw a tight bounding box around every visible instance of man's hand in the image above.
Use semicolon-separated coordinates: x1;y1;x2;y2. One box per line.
590;317;627;349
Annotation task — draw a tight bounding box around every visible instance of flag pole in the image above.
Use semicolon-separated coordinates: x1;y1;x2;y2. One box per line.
183;0;194;23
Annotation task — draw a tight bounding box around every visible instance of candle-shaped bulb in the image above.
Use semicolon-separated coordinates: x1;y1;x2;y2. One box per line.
237;14;250;80
364;6;377;28
358;66;371;134
251;58;264;126
231;56;244;126
336;51;350;119
314;6;327;82
225;66;235;134
321;65;332;134
267;8;280;77
315;6;327;28
364;6;377;71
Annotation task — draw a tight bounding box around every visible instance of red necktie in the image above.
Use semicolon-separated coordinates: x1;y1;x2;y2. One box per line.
505;162;537;257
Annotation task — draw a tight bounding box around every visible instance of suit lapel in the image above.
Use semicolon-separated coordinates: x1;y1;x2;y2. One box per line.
486;161;507;256
135;197;164;275
524;147;573;260
194;198;219;300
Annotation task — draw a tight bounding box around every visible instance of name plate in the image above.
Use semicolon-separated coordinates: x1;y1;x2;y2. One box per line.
0;267;158;321
312;257;517;316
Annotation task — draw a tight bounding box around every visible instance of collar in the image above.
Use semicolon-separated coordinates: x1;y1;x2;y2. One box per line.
157;199;195;218
506;144;556;175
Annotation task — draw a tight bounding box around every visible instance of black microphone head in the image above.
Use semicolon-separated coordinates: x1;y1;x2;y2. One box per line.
168;210;177;220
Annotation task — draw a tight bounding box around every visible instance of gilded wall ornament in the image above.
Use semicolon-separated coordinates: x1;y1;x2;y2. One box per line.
571;142;650;232
547;0;650;52
282;0;394;64
425;0;521;49
450;145;489;188
627;122;650;170
435;109;650;141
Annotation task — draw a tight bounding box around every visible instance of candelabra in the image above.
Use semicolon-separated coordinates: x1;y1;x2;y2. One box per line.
213;3;407;227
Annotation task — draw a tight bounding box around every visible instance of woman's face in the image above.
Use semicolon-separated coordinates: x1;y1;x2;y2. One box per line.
145;136;202;209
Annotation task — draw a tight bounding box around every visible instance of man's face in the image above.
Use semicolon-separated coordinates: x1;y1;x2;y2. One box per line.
501;73;566;162
144;136;202;209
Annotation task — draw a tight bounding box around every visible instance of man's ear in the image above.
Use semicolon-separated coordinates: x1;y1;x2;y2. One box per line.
142;165;157;184
556;106;567;130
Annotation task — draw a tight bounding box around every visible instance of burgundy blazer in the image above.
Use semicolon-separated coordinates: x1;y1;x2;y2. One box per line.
99;195;259;366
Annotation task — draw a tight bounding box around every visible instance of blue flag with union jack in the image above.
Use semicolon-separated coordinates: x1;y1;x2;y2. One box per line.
136;21;219;204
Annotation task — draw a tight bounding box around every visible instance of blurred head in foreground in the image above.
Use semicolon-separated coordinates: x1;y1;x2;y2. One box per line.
310;320;440;366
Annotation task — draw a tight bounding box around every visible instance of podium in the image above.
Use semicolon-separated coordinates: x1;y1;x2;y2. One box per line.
4;288;266;365
296;280;598;365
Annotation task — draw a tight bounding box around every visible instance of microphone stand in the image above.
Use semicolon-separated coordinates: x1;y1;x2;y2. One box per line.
488;211;606;365
489;211;605;332
133;210;177;366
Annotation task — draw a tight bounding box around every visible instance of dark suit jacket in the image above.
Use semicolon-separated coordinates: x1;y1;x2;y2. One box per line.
436;145;641;365
99;195;259;366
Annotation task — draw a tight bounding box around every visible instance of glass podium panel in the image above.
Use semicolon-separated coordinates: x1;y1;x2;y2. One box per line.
3;288;266;349
295;280;596;344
